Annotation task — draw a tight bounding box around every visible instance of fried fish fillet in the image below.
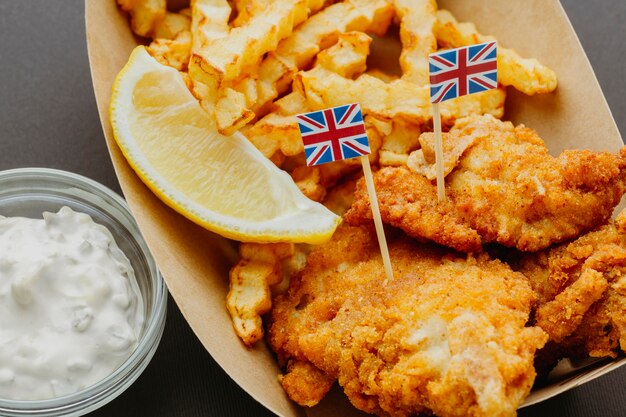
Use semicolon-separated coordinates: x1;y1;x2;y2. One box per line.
448;116;626;251
515;210;626;360
345;166;483;252
268;225;547;417
346;115;626;252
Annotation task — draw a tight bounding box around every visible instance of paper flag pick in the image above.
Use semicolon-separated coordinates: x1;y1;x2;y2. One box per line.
296;104;393;281
296;103;371;166
429;40;498;103
429;41;498;201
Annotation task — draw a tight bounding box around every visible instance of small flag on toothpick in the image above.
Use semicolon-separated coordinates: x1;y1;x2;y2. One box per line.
296;104;394;281
429;40;498;201
296;103;371;166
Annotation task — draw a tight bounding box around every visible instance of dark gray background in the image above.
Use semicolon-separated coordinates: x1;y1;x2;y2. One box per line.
0;1;625;416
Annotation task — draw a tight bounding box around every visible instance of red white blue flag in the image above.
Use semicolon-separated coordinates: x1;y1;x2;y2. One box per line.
296;103;370;166
429;40;498;104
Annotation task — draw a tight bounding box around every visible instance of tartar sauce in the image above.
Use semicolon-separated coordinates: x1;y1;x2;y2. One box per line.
0;206;144;400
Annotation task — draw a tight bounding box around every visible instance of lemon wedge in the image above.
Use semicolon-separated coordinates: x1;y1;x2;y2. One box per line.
110;46;340;243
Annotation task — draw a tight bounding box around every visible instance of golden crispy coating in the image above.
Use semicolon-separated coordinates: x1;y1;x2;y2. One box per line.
534;269;608;343
268;225;546;417
407;127;480;179
279;360;335;407
447;115;626;251
345;166;483;253
348;116;626;253
516;216;626;358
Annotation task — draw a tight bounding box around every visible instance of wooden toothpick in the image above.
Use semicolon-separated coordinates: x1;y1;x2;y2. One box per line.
432;103;446;202
360;155;394;281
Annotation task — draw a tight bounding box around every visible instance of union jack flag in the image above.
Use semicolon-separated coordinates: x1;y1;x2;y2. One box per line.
429;40;498;104
296;103;370;166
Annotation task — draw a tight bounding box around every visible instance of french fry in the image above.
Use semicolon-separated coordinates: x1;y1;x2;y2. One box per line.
179;71;193;91
297;66;506;129
322;179;358;217
273;90;311;116
117;0;167;37
215;88;255;135
189;0;330;133
394;0;437;85
295;65;504;167
270;245;309;295
435;9;558;95
190;0;230;52
290;69;417;168
188;0;257;134
362;115;384;164
231;0;272;27
187;0;232;107
231;76;259;108
318;160;363;189
384;90;505;165
292;167;327;202
168;0;191;10
246;32;377;164
245;106;306;159
152;11;191;39
253;0;395;115
147;30;192;71
316;32;372;79
190;0;327;89
291;161;364;203
440;87;506;126
227;243;294;346
245;91;310;160
365;68;399;83
378;118;422;166
295;66;432;125
213;74;263;134
379;151;409;166
366;114;407;166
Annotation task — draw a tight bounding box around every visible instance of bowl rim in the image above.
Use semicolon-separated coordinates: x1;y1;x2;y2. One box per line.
0;167;168;416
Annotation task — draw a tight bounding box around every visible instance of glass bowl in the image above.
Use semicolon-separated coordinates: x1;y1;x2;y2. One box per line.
0;167;167;416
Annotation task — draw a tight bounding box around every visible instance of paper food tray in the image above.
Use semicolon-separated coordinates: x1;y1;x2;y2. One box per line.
85;1;626;415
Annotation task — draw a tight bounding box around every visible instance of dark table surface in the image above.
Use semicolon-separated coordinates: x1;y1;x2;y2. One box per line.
1;1;625;416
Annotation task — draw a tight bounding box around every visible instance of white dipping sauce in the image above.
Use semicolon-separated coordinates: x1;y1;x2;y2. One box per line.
0;206;144;400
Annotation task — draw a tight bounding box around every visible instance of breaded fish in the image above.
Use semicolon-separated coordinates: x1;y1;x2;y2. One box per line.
268;225;547;417
516;210;626;360
345;165;483;252
346;115;626;252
